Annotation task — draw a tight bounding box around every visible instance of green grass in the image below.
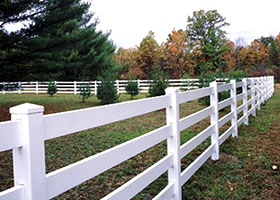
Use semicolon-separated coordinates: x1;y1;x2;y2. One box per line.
0;87;279;199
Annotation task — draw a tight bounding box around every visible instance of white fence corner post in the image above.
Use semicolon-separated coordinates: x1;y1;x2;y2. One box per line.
242;78;249;125
18;82;21;94
116;80;119;95
36;82;39;94
74;81;77;95
137;79;140;91
257;78;261;110
261;77;265;104
210;81;219;160
94;80;97;95
264;76;268;101
10;103;47;200
165;87;181;200
251;78;256;117
230;80;238;138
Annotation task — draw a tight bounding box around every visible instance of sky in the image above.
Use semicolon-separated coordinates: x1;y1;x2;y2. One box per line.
90;0;280;48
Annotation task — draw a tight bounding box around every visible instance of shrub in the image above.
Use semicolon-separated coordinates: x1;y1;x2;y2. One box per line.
0;83;21;91
97;70;119;104
47;81;57;96
125;81;140;99
79;83;91;102
148;70;169;97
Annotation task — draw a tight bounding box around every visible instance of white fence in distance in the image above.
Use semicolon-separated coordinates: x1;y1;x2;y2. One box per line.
0;76;274;200
1;79;203;95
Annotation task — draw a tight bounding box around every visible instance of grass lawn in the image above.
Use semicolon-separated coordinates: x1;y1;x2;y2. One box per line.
0;87;279;199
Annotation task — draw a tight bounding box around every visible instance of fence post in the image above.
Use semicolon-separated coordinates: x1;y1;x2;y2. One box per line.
230;80;238;137
10;103;47;200
269;76;272;98
261;77;265;104
210;81;219;160
116;80;120;95
242;78;249;125
18;82;21;94
263;77;267;101
94;81;97;95
137;79;140;92
74;81;77;95
36;82;39;94
258;77;261;106
272;76;274;94
251;79;256;117
165;88;181;200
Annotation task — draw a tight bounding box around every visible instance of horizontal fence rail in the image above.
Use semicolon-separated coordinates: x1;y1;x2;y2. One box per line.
0;76;274;200
0;79;201;95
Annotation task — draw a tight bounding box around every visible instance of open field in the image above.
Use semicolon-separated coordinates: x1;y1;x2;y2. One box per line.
0;86;279;199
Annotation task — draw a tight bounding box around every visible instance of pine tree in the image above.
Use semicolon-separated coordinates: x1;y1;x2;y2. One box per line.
0;0;116;81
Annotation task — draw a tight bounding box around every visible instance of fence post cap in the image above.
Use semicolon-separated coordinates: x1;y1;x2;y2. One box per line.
165;87;179;94
10;103;44;114
209;81;217;86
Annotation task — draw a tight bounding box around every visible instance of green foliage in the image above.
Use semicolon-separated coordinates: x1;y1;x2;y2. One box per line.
187;10;230;72
0;83;20;91
201;29;229;69
227;70;247;82
125;81;140;100
148;70;169;97
198;72;215;105
97;70;119;104
0;0;117;82
186;10;230;46
79;83;91;103
47;81;57;96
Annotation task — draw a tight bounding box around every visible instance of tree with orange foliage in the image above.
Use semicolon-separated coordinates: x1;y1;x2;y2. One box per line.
162;29;189;78
237;40;269;71
115;48;145;79
222;41;237;71
135;31;163;79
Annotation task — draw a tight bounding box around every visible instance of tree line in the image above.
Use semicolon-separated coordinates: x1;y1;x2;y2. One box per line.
115;10;280;82
1;2;280;83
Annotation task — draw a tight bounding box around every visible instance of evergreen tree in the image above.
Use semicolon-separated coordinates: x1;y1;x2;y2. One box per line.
0;0;116;81
97;69;119;104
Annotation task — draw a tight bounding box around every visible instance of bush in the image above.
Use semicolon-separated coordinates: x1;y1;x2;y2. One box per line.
79;83;91;102
47;81;57;96
148;70;169;97
97;70;119;104
0;83;21;91
125;81;140;99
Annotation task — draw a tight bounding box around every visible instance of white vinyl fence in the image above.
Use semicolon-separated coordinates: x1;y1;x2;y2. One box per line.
1;79;202;94
0;76;274;200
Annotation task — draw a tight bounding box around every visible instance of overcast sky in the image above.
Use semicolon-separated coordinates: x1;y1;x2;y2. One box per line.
90;0;280;48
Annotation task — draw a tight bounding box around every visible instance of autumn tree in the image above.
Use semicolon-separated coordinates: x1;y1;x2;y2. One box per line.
115;48;145;79
222;41;237;71
135;31;162;79
162;29;189;78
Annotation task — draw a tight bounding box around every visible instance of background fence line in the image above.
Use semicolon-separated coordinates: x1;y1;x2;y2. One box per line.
1;78;231;95
0;76;274;200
